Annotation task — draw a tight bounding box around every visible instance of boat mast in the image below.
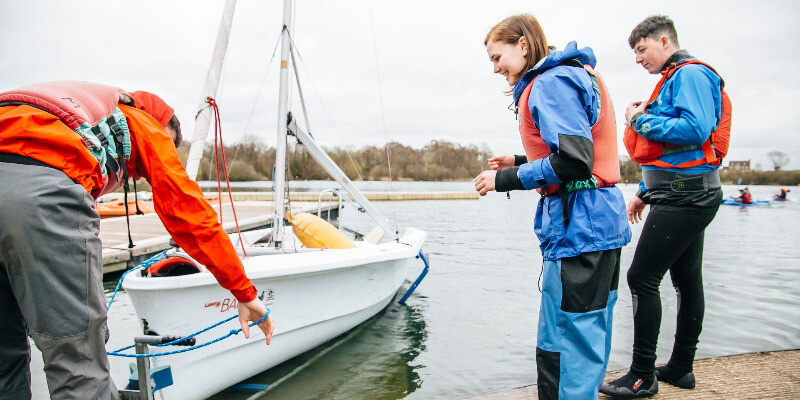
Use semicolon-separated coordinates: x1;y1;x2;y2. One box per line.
185;0;237;181
272;0;293;247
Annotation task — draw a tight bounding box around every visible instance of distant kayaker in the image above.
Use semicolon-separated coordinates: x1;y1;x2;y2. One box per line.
601;16;726;398
474;14;631;400
735;188;752;204
0;82;274;400
775;188;789;201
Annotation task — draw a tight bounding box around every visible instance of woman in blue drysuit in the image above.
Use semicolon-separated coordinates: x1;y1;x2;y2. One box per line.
475;14;631;400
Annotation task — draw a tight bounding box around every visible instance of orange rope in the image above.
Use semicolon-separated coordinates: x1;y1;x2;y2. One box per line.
206;97;248;256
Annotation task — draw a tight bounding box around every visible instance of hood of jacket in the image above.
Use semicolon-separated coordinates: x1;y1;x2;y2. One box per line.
512;41;597;103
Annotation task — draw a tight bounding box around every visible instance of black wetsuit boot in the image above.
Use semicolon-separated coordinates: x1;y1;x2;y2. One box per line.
600;371;658;398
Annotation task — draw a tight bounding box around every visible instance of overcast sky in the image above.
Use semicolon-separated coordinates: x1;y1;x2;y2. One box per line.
2;0;798;170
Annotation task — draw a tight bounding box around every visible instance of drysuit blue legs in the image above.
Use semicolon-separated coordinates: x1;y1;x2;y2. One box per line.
536;249;621;400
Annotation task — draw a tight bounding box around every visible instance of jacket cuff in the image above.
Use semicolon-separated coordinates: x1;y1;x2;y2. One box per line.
518;157;559;190
514;155;528;167
231;285;258;303
495;167;525;192
631;112;644;130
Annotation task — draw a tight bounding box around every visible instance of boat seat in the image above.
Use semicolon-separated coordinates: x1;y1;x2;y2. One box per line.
148;256;202;277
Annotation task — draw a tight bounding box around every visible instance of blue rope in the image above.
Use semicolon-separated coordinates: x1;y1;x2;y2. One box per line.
106;251;271;358
106;250;168;312
106;313;269;358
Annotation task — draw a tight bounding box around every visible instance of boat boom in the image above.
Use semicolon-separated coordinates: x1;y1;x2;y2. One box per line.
288;116;398;240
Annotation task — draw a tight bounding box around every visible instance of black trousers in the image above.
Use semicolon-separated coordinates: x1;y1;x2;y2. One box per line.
627;206;718;376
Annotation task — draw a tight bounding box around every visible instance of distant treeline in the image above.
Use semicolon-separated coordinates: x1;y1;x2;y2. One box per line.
718;169;800;186
174;139;798;185
620;156;800;186
179;136;493;182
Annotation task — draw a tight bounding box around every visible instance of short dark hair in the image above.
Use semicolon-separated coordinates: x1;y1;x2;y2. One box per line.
168;114;182;147
628;15;679;49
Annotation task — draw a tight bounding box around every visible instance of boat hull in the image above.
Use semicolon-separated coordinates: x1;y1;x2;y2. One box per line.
122;228;426;399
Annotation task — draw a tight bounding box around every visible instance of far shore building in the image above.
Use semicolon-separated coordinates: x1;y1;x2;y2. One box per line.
724;160;751;171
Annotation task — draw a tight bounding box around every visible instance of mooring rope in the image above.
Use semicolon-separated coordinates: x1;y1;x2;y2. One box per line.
106;251;269;358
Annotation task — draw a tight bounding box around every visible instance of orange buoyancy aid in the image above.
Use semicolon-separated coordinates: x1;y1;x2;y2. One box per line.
0;81;133;197
518;65;620;196
623;59;731;168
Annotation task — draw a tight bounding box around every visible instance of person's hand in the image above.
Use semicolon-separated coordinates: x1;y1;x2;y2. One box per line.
488;155;515;171
238;298;274;345
627;195;647;224
625;101;646;127
474;170;497;196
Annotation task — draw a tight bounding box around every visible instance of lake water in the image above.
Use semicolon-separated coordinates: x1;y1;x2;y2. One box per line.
32;181;800;399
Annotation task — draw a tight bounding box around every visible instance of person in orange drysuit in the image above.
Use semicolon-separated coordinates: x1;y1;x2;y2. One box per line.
0;82;273;400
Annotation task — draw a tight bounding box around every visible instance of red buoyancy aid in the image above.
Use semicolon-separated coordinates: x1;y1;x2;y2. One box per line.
518;65;621;196
623;59;732;168
0;81;132;197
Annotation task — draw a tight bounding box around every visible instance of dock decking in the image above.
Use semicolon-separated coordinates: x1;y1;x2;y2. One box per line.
468;349;800;399
100;200;335;273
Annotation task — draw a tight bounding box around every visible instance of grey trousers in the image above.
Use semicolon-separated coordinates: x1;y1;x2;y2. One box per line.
0;161;112;400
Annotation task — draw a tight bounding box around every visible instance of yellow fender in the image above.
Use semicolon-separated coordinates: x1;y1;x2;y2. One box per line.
286;211;356;249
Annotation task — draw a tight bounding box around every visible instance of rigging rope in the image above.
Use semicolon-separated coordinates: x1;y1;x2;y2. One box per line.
284;29;364;181
208;97;249;253
367;0;399;234
242;33;282;137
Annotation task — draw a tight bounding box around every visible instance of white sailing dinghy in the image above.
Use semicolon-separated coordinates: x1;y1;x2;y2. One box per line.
119;1;427;399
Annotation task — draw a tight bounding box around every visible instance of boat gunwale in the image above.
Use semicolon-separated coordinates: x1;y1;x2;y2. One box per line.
122;229;426;292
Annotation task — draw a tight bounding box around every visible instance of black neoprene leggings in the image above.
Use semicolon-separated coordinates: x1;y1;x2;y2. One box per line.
627;207;718;376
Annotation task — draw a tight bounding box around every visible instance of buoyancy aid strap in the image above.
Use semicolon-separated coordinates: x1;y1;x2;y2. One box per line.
701;140;718;164
132;179;144;215
649;141;718;169
107;115;128;187
648;158;705;169
565;177;599;192
558;184;570;228
0;152;58;170
661;145;701;156
642;169;721;192
90;125;109;147
107;114;135;248
544;178;600;229
90;124;124;183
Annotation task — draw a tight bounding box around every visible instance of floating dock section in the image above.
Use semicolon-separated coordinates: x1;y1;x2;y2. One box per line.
100;201;336;274
467;349;800;399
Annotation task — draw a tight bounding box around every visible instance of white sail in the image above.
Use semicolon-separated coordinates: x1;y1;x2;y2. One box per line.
185;0;237;181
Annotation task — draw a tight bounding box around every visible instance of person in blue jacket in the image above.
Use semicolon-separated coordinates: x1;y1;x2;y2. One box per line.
601;15;724;398
475;14;631;400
